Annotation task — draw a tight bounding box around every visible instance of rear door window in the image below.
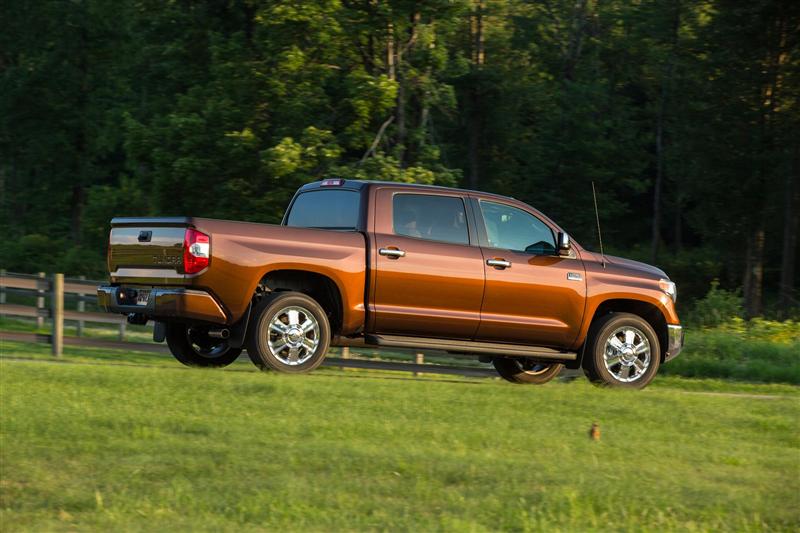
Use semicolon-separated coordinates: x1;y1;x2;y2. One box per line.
286;190;361;229
393;194;469;245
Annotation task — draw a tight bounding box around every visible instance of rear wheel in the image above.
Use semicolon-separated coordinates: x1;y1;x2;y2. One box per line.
246;291;331;373
165;323;242;367
493;357;564;384
582;312;660;389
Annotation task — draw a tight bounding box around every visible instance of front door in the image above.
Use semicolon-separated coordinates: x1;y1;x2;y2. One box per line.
474;199;586;348
372;189;485;339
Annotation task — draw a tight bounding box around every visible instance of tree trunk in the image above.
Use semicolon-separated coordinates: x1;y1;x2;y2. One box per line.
70;185;84;244
467;0;485;190
392;12;420;169
562;0;587;82
745;5;789;317
650;2;680;264
744;224;766;317
779;145;798;312
674;180;683;252
386;21;395;81
650;110;664;263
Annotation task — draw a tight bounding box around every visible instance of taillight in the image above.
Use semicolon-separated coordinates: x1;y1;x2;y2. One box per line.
183;229;210;274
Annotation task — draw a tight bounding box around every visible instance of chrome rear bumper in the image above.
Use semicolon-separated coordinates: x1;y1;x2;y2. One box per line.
665;324;684;362
97;286;227;324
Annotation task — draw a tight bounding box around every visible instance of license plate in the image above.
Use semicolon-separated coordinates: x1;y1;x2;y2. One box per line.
135;290;151;306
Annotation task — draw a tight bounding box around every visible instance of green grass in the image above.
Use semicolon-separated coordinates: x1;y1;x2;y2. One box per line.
1;346;799;531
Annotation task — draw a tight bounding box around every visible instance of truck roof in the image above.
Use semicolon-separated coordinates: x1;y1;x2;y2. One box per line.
299;179;516;202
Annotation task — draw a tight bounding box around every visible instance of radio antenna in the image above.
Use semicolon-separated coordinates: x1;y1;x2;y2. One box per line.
592;181;606;268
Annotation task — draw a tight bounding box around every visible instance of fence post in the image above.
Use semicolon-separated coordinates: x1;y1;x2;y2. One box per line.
118;321;126;342
339;346;350;370
52;273;64;357
76;275;86;337
0;269;6;304
414;352;424;377
36;271;46;329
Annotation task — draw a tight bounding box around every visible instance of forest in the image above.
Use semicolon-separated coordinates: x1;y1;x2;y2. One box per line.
1;0;798;317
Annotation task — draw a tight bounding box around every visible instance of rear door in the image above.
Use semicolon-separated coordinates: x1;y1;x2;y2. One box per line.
371;188;485;339
473;199;586;348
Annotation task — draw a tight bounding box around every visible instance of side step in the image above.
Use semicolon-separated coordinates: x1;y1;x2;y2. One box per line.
365;334;576;361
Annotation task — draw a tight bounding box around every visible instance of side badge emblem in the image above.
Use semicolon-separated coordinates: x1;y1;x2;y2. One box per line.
567;272;583;281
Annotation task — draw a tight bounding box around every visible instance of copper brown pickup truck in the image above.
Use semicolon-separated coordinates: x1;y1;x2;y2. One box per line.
98;179;683;388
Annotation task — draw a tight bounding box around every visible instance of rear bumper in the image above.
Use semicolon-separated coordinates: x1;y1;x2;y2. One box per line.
665;324;684;362
97;286;227;324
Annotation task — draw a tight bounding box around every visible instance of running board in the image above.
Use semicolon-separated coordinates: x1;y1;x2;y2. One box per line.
365;334;576;361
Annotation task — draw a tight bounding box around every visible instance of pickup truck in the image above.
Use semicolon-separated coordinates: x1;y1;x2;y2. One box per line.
98;179;683;388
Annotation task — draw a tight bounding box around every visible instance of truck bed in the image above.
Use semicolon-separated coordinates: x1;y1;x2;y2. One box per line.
106;217;367;329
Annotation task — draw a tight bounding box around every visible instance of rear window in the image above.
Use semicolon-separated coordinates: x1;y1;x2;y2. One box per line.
285;190;361;229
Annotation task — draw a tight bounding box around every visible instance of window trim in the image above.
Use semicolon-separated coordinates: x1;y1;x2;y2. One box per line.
390;192;474;246
473;198;557;256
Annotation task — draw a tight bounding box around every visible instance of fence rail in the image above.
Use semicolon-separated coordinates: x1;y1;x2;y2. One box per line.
0;271;495;378
1;271;137;353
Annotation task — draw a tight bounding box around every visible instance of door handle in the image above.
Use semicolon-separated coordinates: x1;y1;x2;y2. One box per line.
486;258;511;269
379;248;406;258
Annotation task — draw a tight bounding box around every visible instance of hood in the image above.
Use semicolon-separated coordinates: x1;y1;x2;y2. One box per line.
584;251;668;279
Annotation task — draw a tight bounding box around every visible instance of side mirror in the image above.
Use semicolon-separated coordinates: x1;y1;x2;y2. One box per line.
558;232;571;256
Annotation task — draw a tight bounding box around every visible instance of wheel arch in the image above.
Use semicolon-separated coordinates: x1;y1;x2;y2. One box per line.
258;269;344;336
585;299;669;362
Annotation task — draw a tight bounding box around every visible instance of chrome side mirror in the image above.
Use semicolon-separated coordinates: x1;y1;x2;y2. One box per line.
558;232;571;256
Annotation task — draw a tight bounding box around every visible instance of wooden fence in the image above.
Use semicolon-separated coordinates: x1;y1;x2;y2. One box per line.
0;271;496;377
0;271;137;356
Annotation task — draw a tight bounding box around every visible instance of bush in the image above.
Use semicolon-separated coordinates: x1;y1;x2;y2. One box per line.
3;235;107;279
663;318;800;384
685;280;743;328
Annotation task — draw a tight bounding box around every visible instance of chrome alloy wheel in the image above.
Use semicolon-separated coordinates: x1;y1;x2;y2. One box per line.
603;326;651;382
266;306;320;366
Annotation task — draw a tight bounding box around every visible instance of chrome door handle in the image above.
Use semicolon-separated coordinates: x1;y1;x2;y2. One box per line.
486;259;511;269
379;248;406;258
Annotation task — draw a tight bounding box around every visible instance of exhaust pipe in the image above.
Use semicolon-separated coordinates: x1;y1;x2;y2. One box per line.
208;328;230;339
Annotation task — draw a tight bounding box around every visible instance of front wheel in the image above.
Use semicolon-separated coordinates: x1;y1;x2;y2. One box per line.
165;323;242;367
582;312;660;389
246;291;331;373
493;357;564;384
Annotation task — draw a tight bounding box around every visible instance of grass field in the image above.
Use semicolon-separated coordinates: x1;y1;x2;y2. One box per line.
1;343;799;531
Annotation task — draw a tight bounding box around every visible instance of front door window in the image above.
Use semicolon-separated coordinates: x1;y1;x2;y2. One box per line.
479;201;556;255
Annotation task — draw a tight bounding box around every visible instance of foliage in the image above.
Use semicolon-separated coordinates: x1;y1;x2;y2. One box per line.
664;322;800;384
3;235;106;279
1;0;798;309
686;280;745;328
712;317;800;345
1;356;799;531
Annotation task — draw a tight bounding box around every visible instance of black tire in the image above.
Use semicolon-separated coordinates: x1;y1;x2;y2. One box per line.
493;358;564;384
246;291;331;373
582;312;660;389
165;323;242;368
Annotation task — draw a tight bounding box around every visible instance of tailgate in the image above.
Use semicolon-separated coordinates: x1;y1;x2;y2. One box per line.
108;217;192;284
